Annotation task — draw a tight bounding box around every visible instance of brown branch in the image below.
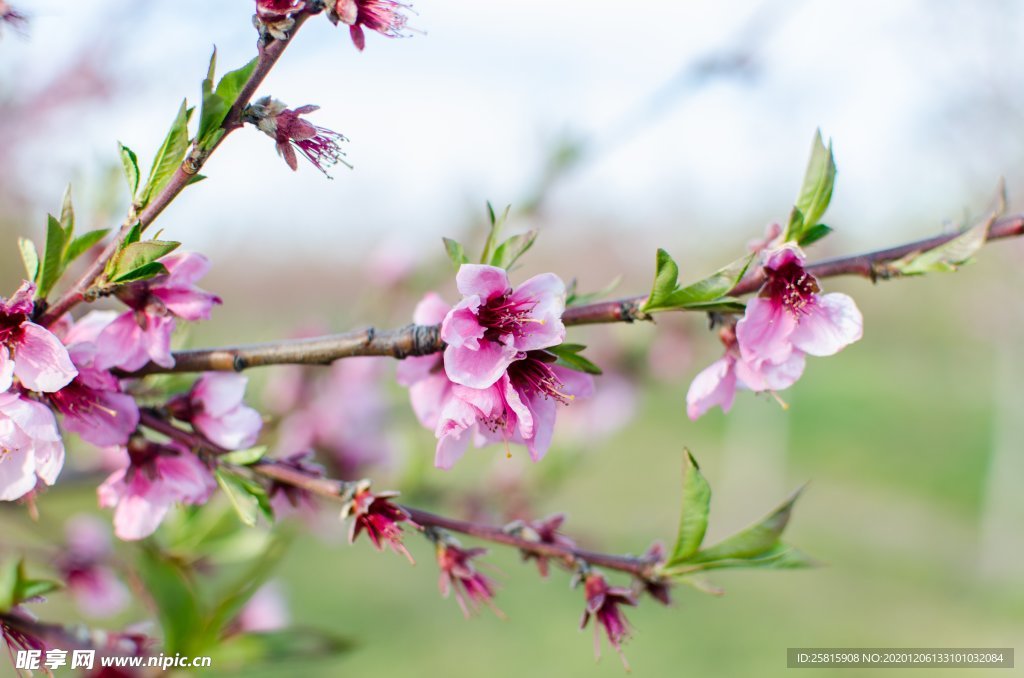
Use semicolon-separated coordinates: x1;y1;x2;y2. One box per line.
136;410;656;578
124;213;1024;375
38;10;318;327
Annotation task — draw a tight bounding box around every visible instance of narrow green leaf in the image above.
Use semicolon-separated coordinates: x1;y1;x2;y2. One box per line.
678;297;746;314
566;275;622;307
197;48;226;144
214;57;258;108
690;487;803;563
205;535;290;639
489;230;538;269
141;99;191;206
38;214;68;298
18;238;38;280
59;185;75;240
641;248;681;313
17;577;62;601
220;446;268;467
442;237;469;269
110;261;169;284
118;142;140;197
797;223;833;247
671;253;754;309
65;229;110;265
546;343;602;375
217;471;259;527
788;130;836;241
668;450;712;564
0;560;20;612
668;543;817;574
123;221;143;246
137;548;204;655
107;240;180;283
479;203;510;265
888;220;989;276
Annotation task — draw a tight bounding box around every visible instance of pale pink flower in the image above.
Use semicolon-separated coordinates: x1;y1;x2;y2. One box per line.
0;391;65;501
328;0;410;51
95;252;221;372
170;373;262;450
396;292;453;430
580;572;637;670
434;351;594;469
442;264;566;389
57;516;129;618
97;442;217;540
736;245;862;369
0;281;77;393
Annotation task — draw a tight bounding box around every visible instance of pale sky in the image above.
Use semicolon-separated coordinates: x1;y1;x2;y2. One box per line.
3;0;1023;260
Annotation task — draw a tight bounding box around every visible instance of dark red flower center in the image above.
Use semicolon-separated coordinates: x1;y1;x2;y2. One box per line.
507;354;572;405
762;259;820;315
476;294;540;341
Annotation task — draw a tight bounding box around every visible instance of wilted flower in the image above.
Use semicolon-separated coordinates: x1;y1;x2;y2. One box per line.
436;542;500;618
580;572;637;669
327;0;410;51
507;513;575;577
254;0;306;41
0;281;77;393
168;373;262;450
245;97;349;176
638;542;672;606
265;450;324;518
94;252;221;372
56;516;130;618
97;441;217;540
0;391;65;501
442;264;566;389
341;480;417;562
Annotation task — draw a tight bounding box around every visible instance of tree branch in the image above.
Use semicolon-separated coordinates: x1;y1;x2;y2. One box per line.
125;213;1024;375
38;10;318;327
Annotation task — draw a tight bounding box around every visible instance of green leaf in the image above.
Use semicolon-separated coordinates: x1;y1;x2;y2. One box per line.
667;543;817;574
0;560;20;612
123;221;143;246
110;261;169;284
197;48;227;145
442;237;469;269
546;343;602;375
37;214;68;298
479;203;510;265
140;99;191;206
106;240;180;283
797;223;833;247
668;450;712;565
18;238;38;280
214;57;258;109
65;229;110;265
888;220;989;276
137;548;204;655
119;142;140;198
642;250;753;313
220;446;268;467
566;275;622;307
18;577;61;601
677;297;746;314
690;487;803;563
787;130;836;241
489;230;538;269
198;56;257;151
216;470;273;527
205;535;290;639
59;185;75;240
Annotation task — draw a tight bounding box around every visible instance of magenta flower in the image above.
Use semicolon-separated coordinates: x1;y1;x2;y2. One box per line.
0;281;77;393
0;391;65;501
56;516;129;618
580;572;637;670
341;481;418;562
49;312;139;447
169;373;262;450
94;252;221;372
97;442;217;540
442;264;566;389
328;0;410;51
434;351;594;468
247;97;348;176
436;543;501;618
736;245;862;369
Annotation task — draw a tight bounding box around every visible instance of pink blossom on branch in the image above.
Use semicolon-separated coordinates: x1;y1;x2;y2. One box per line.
246;97;349;176
327;0;411;51
97;442;217;540
169;373;262;450
0;281;77;393
94;252;221;372
442;264;566;389
0;391;65;501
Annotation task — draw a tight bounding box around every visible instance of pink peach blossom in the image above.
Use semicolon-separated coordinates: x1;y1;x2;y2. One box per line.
0;281;77;393
328;0;410;51
171;373;262;450
0;391;65;501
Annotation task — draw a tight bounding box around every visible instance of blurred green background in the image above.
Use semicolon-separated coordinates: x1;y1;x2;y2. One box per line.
1;1;1023;676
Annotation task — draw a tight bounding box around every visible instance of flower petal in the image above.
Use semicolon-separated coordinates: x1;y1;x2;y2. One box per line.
0;346;13;393
193;373;247;418
790;293;864;356
412;292;452;325
443;341;518;389
14;322;78;392
736;297;797;366
686;356;738;420
0;446;37;501
455;264;510;301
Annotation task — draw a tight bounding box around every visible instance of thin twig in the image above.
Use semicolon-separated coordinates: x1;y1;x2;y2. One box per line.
126;213;1024;374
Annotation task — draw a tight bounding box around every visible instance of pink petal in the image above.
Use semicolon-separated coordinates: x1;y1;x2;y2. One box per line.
455;264;510;301
412;292;452;325
161;251;211;287
395;354;440;387
509;272;566;340
686;356;738;420
63;391;140;447
195;405;262;450
94;313;151;371
0;447;37;501
62;310;118;347
440;302;485;350
790;293;864;357
435;429;472;470
193;373;247;418
763;244;805;270
443;341;518;389
406;372;451;429
14;322;78;392
32;439;65;486
501;376;534;439
552;366;596;400
522;393;557;461
434;396;481;469
0;346;13;393
112;490;173;541
143;314;176;368
151;288;220;321
736;297;797;366
758;351;807;391
156;452;216;504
